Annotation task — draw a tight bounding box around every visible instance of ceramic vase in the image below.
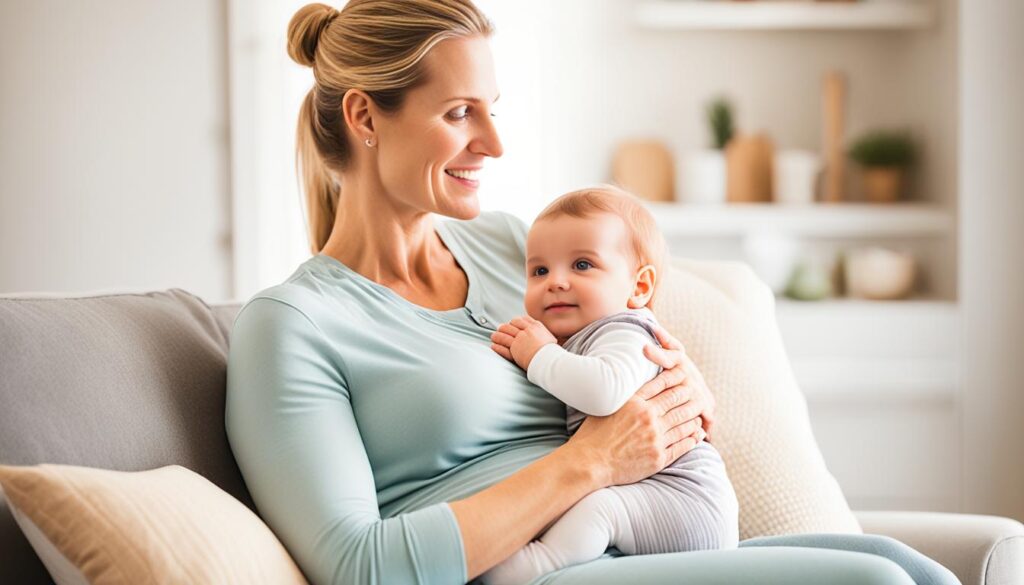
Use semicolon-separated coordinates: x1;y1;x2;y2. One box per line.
679;149;727;204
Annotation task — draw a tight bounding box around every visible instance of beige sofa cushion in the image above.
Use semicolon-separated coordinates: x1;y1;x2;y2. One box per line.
655;259;862;540
857;511;1024;585
0;464;307;585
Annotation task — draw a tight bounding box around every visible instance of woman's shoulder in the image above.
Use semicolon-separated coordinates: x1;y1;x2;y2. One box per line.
439;210;529;262
232;257;362;333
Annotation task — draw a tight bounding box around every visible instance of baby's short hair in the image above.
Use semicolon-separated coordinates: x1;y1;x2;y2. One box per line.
534;184;668;304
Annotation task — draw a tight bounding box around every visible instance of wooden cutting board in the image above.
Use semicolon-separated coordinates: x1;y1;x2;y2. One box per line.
726;134;774;203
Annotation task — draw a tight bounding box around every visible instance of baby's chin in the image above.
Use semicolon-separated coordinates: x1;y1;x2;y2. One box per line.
537;318;584;343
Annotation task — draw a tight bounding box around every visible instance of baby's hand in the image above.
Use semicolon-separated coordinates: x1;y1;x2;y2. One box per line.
490;316;557;370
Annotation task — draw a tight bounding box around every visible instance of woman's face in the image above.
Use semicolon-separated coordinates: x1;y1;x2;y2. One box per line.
373;35;503;220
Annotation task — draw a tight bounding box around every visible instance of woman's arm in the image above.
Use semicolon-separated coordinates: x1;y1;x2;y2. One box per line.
226;298;467;585
452;353;706;581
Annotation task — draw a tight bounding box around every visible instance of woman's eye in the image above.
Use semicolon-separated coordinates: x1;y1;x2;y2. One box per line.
448;106;469;121
532;266;548;276
574;260;592;271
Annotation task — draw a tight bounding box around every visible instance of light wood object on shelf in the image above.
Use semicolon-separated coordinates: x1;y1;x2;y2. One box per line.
822;71;847;203
726;134;774;203
612;140;675;202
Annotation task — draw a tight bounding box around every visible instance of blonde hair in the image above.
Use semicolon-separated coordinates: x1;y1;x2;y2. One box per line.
286;1;494;253
535;185;668;306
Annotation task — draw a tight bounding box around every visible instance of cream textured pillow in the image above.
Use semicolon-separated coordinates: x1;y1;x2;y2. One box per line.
0;464;308;585
656;258;862;540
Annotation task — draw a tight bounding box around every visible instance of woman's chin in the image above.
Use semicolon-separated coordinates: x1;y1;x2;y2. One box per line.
438;197;481;221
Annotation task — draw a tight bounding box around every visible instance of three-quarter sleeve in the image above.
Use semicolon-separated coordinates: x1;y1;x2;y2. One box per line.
225;297;467;585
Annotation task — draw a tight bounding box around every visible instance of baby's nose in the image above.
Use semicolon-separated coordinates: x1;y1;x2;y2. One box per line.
548;279;570;291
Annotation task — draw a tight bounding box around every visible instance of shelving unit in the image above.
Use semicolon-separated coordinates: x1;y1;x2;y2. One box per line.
628;0;958;514
635;1;936;31
645;202;953;238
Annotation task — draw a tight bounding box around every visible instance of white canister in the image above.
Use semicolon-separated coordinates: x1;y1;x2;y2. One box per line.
773;149;822;205
678;149;727;204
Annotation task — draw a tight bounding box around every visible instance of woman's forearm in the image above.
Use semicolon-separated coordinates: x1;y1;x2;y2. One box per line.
450;443;605;581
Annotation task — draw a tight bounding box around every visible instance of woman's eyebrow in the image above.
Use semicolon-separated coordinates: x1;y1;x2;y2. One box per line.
443;94;501;104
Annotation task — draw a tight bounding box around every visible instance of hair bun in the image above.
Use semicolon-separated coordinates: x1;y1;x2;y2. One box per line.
287;3;339;67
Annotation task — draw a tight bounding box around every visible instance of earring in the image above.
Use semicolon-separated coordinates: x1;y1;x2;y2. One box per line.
364;138;375;147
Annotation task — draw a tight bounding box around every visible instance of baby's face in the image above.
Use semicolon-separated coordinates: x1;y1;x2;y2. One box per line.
524;212;639;341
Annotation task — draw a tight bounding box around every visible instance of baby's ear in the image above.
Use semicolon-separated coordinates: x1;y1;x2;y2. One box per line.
627;265;657;309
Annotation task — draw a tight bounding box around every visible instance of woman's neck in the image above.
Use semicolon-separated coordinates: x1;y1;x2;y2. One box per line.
318;183;465;303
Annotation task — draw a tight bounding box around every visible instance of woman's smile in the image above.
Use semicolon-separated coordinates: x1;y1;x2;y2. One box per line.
445;168;481;189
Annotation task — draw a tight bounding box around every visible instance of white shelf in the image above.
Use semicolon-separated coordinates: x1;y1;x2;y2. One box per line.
646;202;953;238
635;1;936;31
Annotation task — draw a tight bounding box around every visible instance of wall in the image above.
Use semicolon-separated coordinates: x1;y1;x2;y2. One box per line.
960;0;1024;522
0;1;232;301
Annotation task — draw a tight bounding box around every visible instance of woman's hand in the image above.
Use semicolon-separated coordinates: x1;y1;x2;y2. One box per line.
643;324;716;442
564;324;717;488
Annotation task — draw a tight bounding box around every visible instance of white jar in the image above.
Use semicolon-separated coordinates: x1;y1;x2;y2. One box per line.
678;149;727;204
773;149;822;205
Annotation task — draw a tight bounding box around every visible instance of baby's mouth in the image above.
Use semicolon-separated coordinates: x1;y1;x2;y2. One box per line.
545;303;578;312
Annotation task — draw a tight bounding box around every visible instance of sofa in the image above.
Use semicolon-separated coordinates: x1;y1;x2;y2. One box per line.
1;278;1021;584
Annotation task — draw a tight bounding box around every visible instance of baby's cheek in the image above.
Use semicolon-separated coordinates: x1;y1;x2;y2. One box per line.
523;292;545;321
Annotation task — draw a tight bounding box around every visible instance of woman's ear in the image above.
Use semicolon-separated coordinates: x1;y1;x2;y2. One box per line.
627;265;657;309
341;88;376;145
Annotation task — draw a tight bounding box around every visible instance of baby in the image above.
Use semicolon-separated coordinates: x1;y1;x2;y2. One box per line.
482;186;739;585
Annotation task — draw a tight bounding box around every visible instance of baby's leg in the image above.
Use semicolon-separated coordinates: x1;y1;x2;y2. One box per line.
480;488;635;585
610;441;740;554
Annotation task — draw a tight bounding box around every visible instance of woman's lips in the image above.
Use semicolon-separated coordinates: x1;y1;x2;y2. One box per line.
444;172;480;190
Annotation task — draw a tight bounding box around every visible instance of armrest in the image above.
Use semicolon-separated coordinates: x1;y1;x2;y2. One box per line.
855;511;1024;585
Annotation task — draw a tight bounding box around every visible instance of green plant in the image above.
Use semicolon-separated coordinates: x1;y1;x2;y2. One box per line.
848;131;916;168
707;97;734;150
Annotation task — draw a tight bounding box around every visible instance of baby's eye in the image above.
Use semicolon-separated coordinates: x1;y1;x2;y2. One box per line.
532;266;548;277
447;106;469;121
574;260;592;271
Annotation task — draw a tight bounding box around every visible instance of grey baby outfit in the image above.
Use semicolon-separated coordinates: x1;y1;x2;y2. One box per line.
560;309;739;554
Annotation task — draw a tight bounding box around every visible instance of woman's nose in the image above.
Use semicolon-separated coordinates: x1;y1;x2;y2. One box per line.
471;114;504;158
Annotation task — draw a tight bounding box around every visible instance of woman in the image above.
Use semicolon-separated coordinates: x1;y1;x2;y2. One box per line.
225;2;959;584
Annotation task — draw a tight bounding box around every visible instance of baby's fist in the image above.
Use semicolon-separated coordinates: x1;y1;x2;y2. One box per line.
508;317;556;370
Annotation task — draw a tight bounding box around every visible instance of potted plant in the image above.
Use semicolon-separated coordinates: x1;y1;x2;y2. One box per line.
848;130;916;203
679;97;734;204
709;97;734;151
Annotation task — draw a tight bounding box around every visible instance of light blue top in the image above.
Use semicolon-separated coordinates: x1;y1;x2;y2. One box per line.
225;211;930;585
226;211;567;584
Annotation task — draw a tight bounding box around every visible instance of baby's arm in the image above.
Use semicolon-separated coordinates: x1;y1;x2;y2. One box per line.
490;316;558;370
528;325;660;417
